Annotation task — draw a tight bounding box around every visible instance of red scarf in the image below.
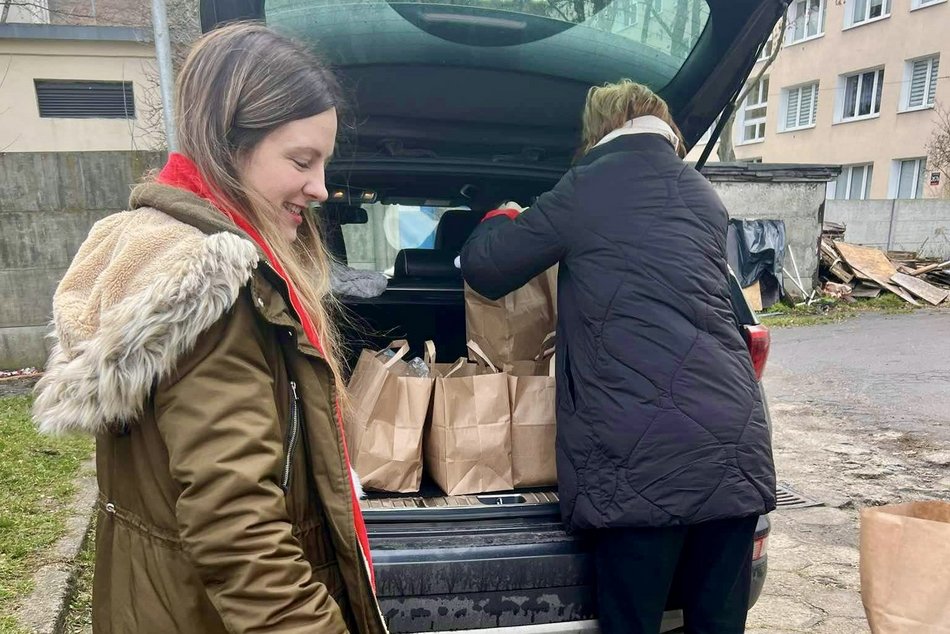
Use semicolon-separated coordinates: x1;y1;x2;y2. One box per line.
157;152;375;589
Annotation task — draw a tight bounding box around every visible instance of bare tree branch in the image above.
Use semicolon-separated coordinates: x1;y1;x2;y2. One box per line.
926;102;950;197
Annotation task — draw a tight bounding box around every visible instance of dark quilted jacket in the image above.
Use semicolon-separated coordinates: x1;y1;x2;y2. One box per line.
461;133;777;531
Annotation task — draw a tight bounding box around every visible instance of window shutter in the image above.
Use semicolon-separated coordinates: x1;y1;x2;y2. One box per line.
927;58;939;106
799;85;815;127
909;60;928;108
786;87;800;129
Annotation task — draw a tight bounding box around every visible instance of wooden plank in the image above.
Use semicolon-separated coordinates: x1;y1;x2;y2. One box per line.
909;260;950;277
891;273;949;306
833;241;920;305
850;284;881;299
742;281;763;312
834;242;897;280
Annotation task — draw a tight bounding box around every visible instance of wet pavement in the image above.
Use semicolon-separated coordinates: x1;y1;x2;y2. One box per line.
747;310;949;633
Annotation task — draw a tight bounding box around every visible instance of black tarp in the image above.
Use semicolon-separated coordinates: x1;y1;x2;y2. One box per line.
727;219;786;308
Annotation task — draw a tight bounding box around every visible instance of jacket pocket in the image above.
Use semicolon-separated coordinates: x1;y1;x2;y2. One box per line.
558;338;577;413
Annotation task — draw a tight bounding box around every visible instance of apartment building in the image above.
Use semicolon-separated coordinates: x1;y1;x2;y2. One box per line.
688;0;949;200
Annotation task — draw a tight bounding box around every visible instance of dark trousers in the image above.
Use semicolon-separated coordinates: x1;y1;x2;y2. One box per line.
594;515;759;634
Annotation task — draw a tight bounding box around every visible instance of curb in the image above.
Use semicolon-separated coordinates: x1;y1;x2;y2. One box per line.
16;460;97;634
0;373;42;398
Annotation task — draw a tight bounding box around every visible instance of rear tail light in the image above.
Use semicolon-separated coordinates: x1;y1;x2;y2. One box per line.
743;324;771;381
752;535;769;561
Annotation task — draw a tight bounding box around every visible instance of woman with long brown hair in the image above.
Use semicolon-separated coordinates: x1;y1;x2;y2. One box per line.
462;79;776;633
33;23;386;633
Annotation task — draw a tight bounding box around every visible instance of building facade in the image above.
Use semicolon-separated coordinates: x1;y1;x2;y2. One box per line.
688;0;949;200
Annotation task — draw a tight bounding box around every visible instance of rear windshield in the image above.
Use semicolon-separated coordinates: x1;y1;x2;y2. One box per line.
267;0;712;90
385;0;710;59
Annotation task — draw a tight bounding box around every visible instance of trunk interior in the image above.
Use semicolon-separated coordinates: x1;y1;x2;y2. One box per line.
340;268;560;515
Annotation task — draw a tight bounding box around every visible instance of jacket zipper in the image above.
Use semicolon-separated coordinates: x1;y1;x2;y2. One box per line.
281;380;300;493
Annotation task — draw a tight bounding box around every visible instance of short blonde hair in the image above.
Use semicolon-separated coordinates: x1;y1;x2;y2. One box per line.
580;79;686;158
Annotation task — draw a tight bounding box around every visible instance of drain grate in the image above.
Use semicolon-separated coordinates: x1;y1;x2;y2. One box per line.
775;483;823;509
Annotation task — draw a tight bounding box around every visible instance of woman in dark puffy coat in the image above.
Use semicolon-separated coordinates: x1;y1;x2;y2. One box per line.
461;79;776;634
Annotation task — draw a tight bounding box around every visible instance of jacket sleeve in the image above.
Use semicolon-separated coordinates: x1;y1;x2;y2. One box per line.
153;291;348;634
460;170;575;300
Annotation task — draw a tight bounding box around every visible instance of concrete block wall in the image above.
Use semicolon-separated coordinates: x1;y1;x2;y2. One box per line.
825;200;950;259
0;151;165;368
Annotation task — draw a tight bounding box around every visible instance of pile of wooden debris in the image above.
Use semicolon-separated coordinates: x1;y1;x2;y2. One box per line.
819;222;949;306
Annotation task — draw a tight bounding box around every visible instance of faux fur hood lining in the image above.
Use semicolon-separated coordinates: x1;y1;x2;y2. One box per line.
33;202;260;436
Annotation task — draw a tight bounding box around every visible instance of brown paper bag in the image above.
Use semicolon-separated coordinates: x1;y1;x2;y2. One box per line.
464;265;557;366
860;501;950;633
344;340;434;493
504;334;557;488
425;341;513;496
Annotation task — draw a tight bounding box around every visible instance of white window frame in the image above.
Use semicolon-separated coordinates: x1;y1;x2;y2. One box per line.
737;77;769;145
827;164;874;200
911;0;947;11
889;158;928;199
844;0;891;29
780;82;820;132
757;36;775;62
837;67;885;123
900;55;939;112
785;0;826;45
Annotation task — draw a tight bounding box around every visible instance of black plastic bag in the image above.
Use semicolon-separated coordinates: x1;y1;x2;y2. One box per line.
727;219;787;302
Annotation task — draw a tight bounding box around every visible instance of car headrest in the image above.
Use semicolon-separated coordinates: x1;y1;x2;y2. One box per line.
393;249;461;279
434;209;481;253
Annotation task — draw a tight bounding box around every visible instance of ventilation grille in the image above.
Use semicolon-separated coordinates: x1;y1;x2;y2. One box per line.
775;483;823;509
35;80;135;119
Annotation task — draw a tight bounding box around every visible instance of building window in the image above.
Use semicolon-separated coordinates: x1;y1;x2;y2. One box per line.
846;0;891;27
829;164;874;200
911;0;946;9
34;80;135;119
786;0;826;44
757;36;775;61
739;77;769;143
782;82;819;131
902;55;939;111
892;158;927;198
840;68;884;121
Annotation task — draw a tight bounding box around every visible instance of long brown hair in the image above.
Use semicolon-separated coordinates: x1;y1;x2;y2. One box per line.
175;22;348;394
579;79;686;158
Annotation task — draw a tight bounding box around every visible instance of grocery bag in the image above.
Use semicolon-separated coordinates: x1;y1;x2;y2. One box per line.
425;341;513;495
344;340;434;493
504;333;557;488
860;501;950;633
464;265;557;366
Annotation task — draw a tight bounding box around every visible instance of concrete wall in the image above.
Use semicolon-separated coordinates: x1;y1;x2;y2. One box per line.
825;199;950;258
0;151;165;369
704;164;836;299
0;158;833;370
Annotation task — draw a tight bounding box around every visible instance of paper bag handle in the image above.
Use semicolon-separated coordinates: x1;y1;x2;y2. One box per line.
377;340;410;369
442;357;468;378
536;331;556;362
424;340;437;366
466;340;499;373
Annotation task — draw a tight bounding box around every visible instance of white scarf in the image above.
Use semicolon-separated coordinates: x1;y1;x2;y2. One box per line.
594;115;680;154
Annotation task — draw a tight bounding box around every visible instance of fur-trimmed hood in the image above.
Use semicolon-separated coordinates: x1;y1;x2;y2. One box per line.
33;184;260;435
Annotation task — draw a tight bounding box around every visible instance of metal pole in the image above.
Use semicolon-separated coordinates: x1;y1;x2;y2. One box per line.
151;0;178;152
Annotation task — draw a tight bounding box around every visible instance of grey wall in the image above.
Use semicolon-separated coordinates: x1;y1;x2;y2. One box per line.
704;164;836;299
824;200;950;259
0;151;165;369
1;157;835;370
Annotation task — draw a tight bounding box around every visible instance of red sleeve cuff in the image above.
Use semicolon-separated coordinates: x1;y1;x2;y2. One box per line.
482;208;520;222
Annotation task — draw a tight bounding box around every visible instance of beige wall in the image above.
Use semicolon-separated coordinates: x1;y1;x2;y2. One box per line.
0;38;162;152
689;0;949;199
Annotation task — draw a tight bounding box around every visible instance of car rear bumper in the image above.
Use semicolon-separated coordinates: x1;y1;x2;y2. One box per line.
371;514;769;632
